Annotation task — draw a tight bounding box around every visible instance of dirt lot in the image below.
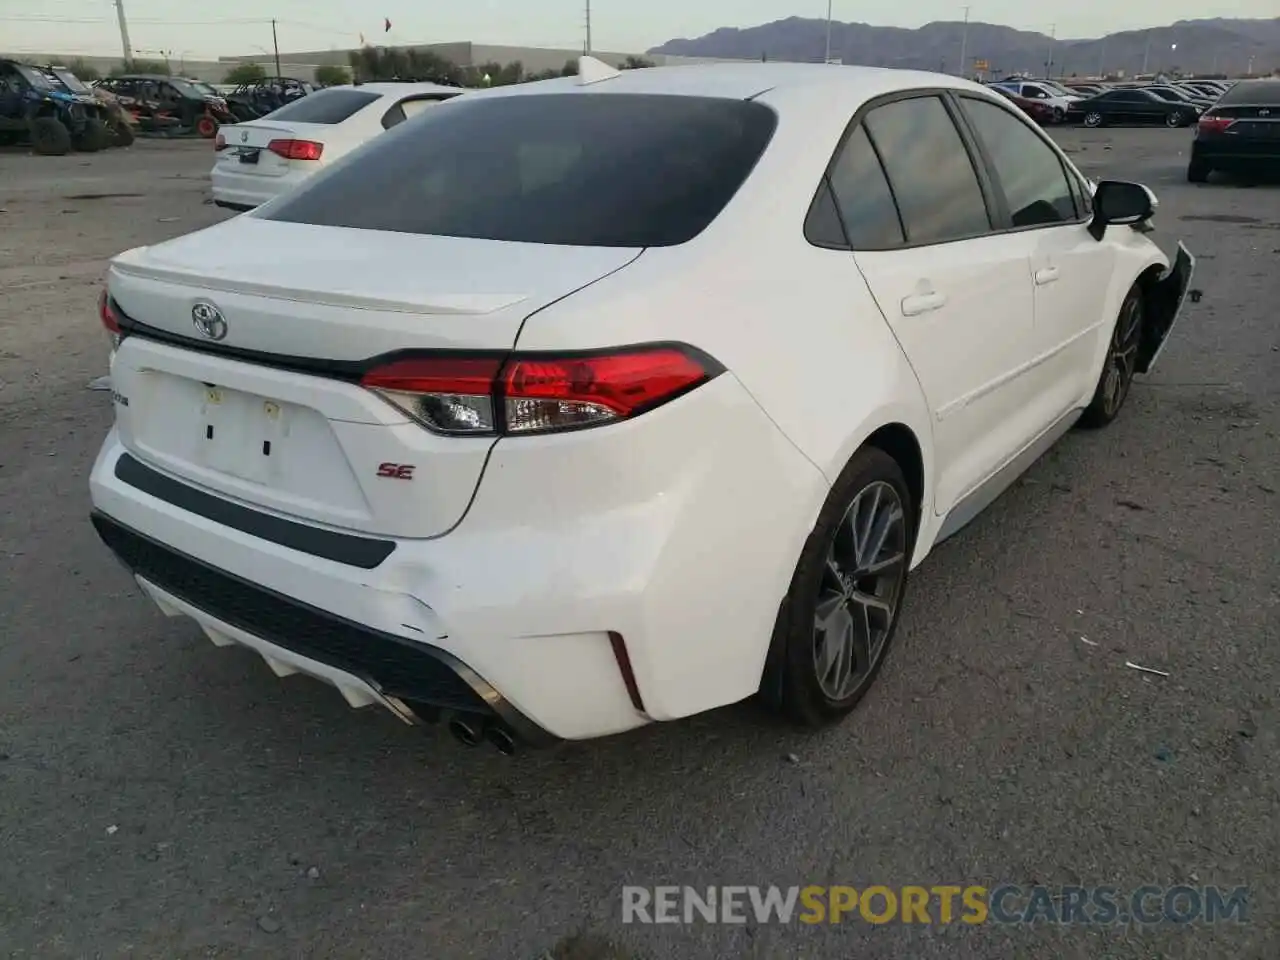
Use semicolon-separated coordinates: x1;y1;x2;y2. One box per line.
1;130;1278;959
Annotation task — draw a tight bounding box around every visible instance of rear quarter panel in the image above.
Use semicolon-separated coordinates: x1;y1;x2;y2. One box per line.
513;81;938;558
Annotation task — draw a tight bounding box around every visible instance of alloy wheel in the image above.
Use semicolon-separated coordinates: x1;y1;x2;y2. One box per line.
812;481;908;701
1101;295;1143;417
1084;112;1102;127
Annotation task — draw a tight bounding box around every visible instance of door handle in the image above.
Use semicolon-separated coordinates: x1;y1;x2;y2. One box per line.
901;291;947;317
1034;266;1061;285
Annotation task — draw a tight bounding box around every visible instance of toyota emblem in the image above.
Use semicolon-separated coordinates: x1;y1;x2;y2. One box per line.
191;301;228;340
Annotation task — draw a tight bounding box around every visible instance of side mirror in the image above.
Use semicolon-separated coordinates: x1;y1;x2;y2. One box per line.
1088;180;1157;240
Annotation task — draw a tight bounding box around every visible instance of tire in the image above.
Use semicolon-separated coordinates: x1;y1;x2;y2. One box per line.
767;446;915;727
73;118;109;153
1187;157;1211;183
1166;111;1189;128
1052;106;1066;124
1083;111;1104;128
196;115;218;138
1079;285;1144;430
30;116;71;156
110;119;135;147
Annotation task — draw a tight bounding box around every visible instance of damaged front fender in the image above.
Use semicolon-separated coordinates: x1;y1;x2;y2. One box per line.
1136;240;1197;375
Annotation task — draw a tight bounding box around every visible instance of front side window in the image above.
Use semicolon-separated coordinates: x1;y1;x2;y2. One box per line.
960;97;1077;228
863;96;991;245
262;93;778;248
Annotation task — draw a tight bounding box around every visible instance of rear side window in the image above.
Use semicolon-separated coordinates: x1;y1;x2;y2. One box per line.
959;98;1077;227
863;96;991;245
382;95;456;129
265;88;381;124
820;125;904;248
261;93;779;247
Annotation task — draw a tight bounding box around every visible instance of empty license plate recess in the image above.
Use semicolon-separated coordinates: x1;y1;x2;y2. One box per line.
199;384;287;484
238;149;259;164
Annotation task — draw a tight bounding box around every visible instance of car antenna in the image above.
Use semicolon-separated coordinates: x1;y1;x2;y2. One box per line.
577;55;621;85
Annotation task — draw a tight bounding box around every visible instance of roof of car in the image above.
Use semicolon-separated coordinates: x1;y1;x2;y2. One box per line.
460;61;987;104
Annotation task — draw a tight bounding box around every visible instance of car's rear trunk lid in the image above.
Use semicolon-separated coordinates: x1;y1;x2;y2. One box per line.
106;218;641;539
216;120;328;177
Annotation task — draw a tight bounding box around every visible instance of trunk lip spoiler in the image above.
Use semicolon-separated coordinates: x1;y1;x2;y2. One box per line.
108;261;529;317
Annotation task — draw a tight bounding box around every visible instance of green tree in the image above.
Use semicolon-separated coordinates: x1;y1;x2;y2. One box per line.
619;56;654;69
224;62;267;84
113;58;169;76
314;64;350;86
347;45;464;84
64;58;100;82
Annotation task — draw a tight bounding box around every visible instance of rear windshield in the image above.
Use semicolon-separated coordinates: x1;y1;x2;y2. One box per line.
260;93;779;247
265;88;381;124
1218;80;1280;106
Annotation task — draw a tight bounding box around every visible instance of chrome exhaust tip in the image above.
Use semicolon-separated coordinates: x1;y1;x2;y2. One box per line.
486;723;518;756
448;716;483;747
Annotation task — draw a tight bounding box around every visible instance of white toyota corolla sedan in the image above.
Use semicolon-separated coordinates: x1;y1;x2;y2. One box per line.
91;58;1195;753
211;81;464;211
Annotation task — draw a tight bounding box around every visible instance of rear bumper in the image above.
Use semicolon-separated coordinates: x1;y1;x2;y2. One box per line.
1192;139;1280;166
210;165;309;208
88;370;829;742
91;510;554;745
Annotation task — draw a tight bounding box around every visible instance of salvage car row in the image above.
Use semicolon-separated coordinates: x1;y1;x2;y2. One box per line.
0;57;320;155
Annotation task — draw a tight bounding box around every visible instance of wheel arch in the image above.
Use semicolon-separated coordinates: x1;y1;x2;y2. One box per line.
758;417;931;708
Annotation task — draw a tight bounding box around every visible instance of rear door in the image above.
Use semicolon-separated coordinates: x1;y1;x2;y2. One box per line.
844;94;1041;515
956;94;1115;421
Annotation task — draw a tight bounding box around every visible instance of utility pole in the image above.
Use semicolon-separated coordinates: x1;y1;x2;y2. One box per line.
1141;34;1151;75
1097;37;1106;78
1043;23;1056;78
958;6;970;78
271;19;282;77
824;0;834;64
113;0;133;62
584;0;592;55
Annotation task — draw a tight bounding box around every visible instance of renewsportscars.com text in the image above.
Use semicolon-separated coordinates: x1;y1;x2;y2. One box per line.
621;884;1249;926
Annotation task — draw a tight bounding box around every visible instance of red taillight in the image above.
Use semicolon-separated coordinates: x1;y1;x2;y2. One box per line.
214;131;226;151
267;138;324;161
1198;114;1233;135
99;289;121;334
359;346;719;436
99;289;123;350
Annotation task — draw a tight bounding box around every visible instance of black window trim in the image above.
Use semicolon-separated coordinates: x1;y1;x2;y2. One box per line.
949;91;1093;232
803;87;1005;254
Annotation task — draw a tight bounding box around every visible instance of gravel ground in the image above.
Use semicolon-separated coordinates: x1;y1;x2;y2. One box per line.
0;129;1277;959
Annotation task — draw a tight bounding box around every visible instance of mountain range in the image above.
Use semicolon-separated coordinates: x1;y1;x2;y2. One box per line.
649;17;1280;78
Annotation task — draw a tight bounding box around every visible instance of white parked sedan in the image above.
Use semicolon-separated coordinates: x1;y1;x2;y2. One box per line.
92;58;1195;753
210;81;463;210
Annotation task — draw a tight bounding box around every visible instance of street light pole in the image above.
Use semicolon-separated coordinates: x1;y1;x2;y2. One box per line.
958;6;970;78
585;0;592;55
113;0;133;61
271;19;282;77
824;0;834;64
1043;23;1056;78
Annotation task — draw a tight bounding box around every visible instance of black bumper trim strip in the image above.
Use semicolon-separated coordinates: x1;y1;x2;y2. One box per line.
90;510;556;745
114;453;394;569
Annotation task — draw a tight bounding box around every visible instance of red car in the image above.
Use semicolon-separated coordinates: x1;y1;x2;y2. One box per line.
992;87;1056;125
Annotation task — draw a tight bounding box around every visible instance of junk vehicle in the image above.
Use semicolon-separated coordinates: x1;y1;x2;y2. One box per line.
0;59;111;154
46;65;135;146
224;77;314;121
95;74;234;137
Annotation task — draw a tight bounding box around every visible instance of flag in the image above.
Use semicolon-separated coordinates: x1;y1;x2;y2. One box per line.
384;17;392;32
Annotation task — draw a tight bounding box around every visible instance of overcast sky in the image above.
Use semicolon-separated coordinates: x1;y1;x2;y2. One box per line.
2;0;1274;59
